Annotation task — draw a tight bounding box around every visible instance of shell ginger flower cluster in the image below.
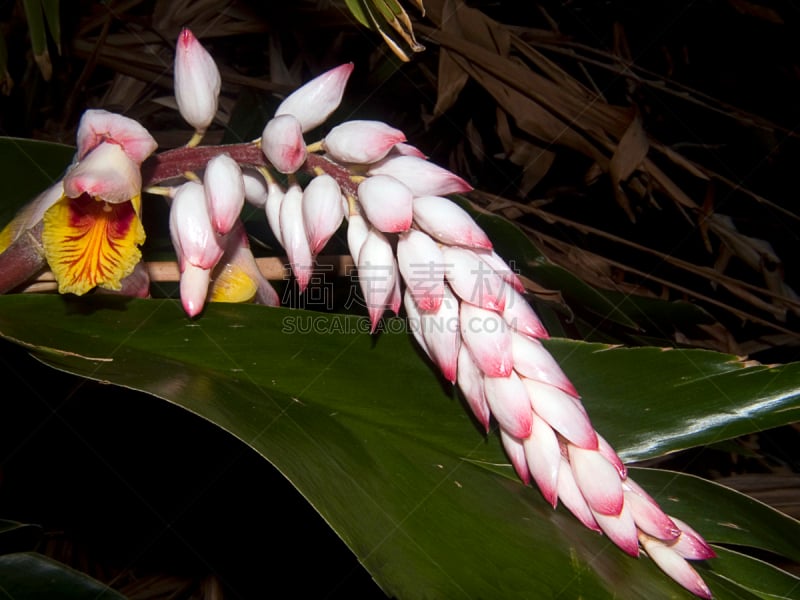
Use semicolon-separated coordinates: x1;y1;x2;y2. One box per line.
0;28;716;598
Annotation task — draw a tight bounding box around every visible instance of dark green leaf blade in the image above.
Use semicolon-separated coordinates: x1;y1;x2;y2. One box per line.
1;295;799;598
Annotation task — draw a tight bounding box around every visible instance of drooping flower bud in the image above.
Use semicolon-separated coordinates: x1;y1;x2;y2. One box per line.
357;228;397;332
459;301;513;377
174;28;221;133
275;63;354;132
204;153;245;235
412;195;492;250
323;120;406;164
242;169;269;208
302;174;344;255
357;175;413;233
261;114;307;174
368;155;473;196
639;535;712;599
169;181;223;272
397;229;445;312
442;246;506;312
279;183;314;292
264;180;285;248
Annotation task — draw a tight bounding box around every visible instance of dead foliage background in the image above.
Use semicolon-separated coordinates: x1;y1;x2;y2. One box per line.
1;0;799;598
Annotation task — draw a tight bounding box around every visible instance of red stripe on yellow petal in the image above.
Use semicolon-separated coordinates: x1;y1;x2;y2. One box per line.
42;194;145;295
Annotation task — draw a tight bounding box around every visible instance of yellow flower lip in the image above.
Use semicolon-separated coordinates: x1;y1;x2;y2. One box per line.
42;141;147;296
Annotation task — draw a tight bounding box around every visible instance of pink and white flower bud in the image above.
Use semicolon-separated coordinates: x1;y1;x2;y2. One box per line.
368;155;473;197
456;344;491;431
357;175;414;233
502;287;549;340
442;246;506;312
480;250;525;294
522;411;561;508
484;370;532;439
593;500;640;557
639;534;713;599
323;120;406;164
412;196;492;249
261;114;307;174
180;263;212;318
388;272;402;315
403;290;432;360
76;109;157;162
279;183;314;292
669;517;717;560
596;433;626;479
568;444;624;516
242;169;269;208
265;180;285;248
347;212;369;262
511;332;577;397
174;28;221;133
459;302;513;377
397;229;445;312
204;153;245;235
523;378;597;449
169;181;224;272
556;457;601;532
64;142;141;204
275;63;354;133
500;430;530;485
413;285;461;383
302;174;344;255
622;479;680;541
357;228;397;332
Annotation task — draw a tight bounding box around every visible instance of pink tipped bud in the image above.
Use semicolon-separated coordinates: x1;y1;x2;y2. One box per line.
204;153;245;235
323;120;406;164
180;263;212;317
669;517;717;560
302;174;344;255
64;142;142;204
174;28;221;132
523;378;597;450
397;229;445;312
369;155;473;197
169;181;224;271
279;183;314;292
460;302;513;377
443;246;506;312
262;114;307;174
556;457;601;532
275;63;354;132
593;501;640;557
596;433;626;479
502;287;549;340
76;109;157;163
357;175;414;233
500;431;530;485
512;332;577;397
484;370;533;439
456;345;491;431
480;250;525;294
357;228;397;332
568;444;624;516
411;285;461;383
404;290;433;360
640;534;713;598
412;196;491;249
623;480;680;541
522;412;561;507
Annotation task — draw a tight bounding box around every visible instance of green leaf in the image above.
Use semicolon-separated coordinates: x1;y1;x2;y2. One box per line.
345;0;372;28
0;138;73;229
0;295;798;599
0;552;127;599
